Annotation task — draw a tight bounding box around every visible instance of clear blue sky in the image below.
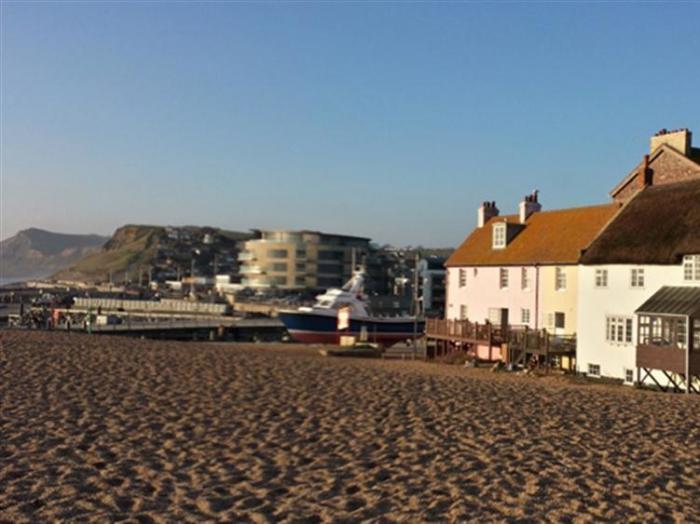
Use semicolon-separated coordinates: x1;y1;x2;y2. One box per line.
2;2;699;247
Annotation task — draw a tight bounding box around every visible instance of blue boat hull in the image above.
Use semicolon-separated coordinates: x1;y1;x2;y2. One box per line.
278;310;423;347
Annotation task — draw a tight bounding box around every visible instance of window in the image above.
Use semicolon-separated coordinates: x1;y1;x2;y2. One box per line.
296;263;306;272
499;268;509;289
554;312;565;329
459;269;467;288
595;269;608;288
555;267;566;291
606;316;633;345
588;364;600;377
296;249;306;259
268;249;288;259
631;268;645;288
269;276;287;286
683;255;700;281
295;276;306;286
460;305;468;320
624;369;634;384
521;268;530;290
318;277;342;287
521;308;531;324
271;263;288;272
639;315;690;349
318;250;344;261
492;223;506;249
318;264;341;275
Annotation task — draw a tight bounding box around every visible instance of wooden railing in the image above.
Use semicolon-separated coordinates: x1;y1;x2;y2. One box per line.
425;318;577;366
425;318;502;343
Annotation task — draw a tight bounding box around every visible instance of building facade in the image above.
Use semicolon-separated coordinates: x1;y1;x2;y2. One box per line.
577;148;700;388
445;195;618;346
238;230;371;290
417;256;447;316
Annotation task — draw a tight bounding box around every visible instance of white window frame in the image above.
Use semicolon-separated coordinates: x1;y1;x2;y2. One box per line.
459;305;468;320
521;267;530;290
588;364;601;377
521;308;530;325
499;268;509;289
458;268;467;288
594;268;608;288
492;223;506;249
683;255;700;281
624;369;635;384
605;315;634;345
630;268;645;288
555;267;566;291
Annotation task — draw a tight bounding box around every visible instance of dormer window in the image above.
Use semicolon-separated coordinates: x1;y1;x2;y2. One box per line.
492;222;507;249
684;255;700;281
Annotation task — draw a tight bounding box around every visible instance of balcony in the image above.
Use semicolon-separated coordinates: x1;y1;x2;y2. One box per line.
237;252;255;262
636;343;687;375
239;265;263;275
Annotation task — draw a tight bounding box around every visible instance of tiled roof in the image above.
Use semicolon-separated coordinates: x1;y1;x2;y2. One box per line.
446;204;620;267
581;179;700;265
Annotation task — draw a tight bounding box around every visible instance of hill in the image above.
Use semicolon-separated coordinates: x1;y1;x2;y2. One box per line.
0;228;109;282
52;225;253;283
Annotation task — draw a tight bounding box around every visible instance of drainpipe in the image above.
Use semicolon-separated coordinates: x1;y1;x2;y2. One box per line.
534;264;540;330
686;314;692;395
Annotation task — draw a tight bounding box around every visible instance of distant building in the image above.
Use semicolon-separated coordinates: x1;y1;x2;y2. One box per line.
417;256;446;316
238;230;372;290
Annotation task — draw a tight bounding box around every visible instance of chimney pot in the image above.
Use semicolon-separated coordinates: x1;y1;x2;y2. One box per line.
478;200;499;228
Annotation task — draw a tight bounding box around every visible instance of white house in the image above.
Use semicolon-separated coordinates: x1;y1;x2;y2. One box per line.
577;160;700;390
445;192;619;362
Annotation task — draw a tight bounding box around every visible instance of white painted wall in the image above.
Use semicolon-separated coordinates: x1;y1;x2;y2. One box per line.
446;266;538;328
576;263;699;383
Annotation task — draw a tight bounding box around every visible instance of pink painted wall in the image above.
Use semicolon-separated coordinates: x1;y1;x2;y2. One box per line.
446;266;539;329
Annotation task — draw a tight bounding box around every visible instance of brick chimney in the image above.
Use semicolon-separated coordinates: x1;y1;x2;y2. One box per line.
477;201;499;228
650;128;692;156
519;190;541;224
639;154;652;189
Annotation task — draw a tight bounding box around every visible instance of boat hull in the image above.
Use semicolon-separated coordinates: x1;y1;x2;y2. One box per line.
278;310;423;347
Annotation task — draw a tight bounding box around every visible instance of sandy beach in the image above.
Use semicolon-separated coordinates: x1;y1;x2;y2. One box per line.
1;331;700;522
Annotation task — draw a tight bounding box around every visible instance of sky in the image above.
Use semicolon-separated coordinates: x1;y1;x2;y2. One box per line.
1;2;699;247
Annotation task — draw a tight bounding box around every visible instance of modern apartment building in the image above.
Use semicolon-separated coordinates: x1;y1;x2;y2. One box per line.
238;230;372;290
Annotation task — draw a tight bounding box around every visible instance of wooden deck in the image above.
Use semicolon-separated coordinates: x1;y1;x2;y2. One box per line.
425;318;576;369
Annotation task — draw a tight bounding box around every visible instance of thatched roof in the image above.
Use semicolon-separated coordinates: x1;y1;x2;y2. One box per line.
581;179;700;265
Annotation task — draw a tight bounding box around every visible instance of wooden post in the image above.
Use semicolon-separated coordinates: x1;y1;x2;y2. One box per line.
488;322;493;362
686;315;693;395
523;326;529;367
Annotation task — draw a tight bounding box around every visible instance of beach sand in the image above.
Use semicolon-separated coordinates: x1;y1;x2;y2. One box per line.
1;331;699;522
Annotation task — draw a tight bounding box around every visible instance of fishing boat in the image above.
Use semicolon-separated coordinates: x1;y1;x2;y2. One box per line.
278;270;423;347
